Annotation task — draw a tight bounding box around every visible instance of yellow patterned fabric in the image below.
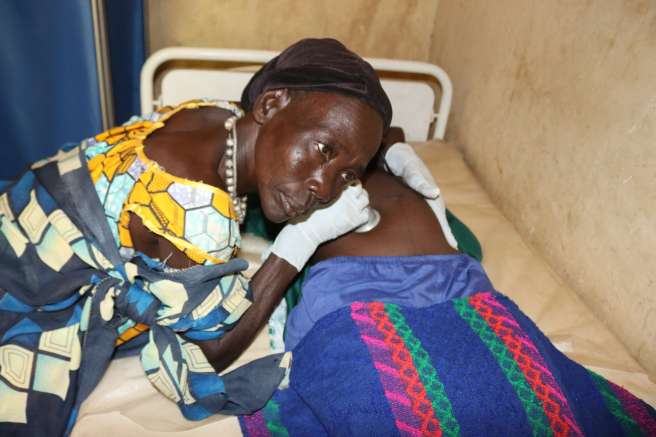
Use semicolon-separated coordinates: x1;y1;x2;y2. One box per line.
85;100;240;266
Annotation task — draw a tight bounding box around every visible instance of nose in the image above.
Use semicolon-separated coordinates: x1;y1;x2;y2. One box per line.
307;166;343;205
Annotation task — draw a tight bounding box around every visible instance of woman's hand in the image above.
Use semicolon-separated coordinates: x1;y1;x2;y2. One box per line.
270;184;370;271
384;142;458;249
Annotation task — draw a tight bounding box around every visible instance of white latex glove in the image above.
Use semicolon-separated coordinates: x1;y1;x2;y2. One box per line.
385;142;458;249
426;194;458;250
269;184;370;271
385;142;441;199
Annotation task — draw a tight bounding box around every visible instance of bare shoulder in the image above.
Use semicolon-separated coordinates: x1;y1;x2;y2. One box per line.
142;105;229;189
159;105;230;133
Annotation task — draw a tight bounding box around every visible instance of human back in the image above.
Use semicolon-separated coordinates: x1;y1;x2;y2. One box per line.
312;168;458;262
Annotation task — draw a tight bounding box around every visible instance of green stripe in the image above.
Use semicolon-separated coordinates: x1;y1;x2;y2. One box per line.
587;370;642;436
262;399;289;437
453;298;552;437
385;304;461;437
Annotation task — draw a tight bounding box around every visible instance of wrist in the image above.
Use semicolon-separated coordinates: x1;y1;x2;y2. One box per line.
269;223;318;271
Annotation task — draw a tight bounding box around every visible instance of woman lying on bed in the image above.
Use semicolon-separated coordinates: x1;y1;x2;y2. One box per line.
240;168;656;436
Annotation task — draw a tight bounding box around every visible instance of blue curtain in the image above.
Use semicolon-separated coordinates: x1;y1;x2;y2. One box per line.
0;0;102;179
106;0;145;126
0;0;145;180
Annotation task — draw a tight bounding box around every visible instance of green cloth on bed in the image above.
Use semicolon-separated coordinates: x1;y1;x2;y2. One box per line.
242;196;483;311
446;209;483;261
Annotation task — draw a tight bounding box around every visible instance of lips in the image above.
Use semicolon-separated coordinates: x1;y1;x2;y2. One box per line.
279;191;301;218
277;189;319;220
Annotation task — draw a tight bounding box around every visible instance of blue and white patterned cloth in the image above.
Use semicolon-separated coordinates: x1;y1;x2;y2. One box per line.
0;143;287;436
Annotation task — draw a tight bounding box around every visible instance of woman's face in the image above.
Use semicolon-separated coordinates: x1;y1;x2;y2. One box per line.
254;91;383;223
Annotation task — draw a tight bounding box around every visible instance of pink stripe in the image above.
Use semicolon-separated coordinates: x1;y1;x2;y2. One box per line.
610;382;656;435
350;312;376;326
351;303;425;435
242;410;270;437
472;292;583;437
384;390;412;407
362;334;389;350
375;361;402;376
517;339;570;406
396;420;425;437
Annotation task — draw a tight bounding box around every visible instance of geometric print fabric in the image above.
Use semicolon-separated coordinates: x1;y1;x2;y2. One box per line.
86;99;240;266
0;325;82;425
85;100;243;346
0;137;264;435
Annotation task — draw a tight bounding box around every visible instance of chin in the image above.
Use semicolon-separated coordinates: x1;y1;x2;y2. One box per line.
259;193;288;224
264;210;287;224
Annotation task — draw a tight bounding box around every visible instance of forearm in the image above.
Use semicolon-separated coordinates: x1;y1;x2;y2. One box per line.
196;254;298;372
197;183;371;371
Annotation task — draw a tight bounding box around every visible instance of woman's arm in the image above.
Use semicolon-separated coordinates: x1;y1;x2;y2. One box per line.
194;184;370;372
195;254;297;372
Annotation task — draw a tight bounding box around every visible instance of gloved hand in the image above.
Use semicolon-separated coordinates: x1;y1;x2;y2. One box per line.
385;142;458;249
385;142;440;199
270;184;370;271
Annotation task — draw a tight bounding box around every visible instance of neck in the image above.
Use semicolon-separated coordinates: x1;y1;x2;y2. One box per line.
233;112;259;196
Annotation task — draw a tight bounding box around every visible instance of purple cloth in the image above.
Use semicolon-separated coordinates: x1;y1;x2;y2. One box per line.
284;254;493;350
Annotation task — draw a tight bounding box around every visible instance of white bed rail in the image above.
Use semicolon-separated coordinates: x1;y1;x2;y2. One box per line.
140;47;452;140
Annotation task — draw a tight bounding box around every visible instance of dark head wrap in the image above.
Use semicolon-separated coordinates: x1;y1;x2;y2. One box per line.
241;38;392;132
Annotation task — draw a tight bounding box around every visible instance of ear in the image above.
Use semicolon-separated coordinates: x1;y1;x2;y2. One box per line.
252;89;292;124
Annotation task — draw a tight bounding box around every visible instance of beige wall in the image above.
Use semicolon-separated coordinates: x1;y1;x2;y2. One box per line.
146;0;439;60
431;1;656;373
147;1;656;373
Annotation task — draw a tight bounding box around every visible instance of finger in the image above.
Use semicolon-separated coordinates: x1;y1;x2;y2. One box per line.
343;183;364;198
352;186;370;205
359;187;370;203
425;197;458;249
353;194;370;212
404;172;440;199
418;182;440;199
426;197;445;215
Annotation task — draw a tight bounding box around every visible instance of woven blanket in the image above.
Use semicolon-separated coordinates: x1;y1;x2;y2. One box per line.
240;291;656;436
0;144;286;436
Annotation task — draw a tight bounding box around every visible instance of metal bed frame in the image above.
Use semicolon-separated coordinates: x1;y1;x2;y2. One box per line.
140;47;452;141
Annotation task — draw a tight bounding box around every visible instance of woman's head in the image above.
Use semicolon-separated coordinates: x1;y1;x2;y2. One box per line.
250;88;382;223
241;38;391;223
241;38;392;130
